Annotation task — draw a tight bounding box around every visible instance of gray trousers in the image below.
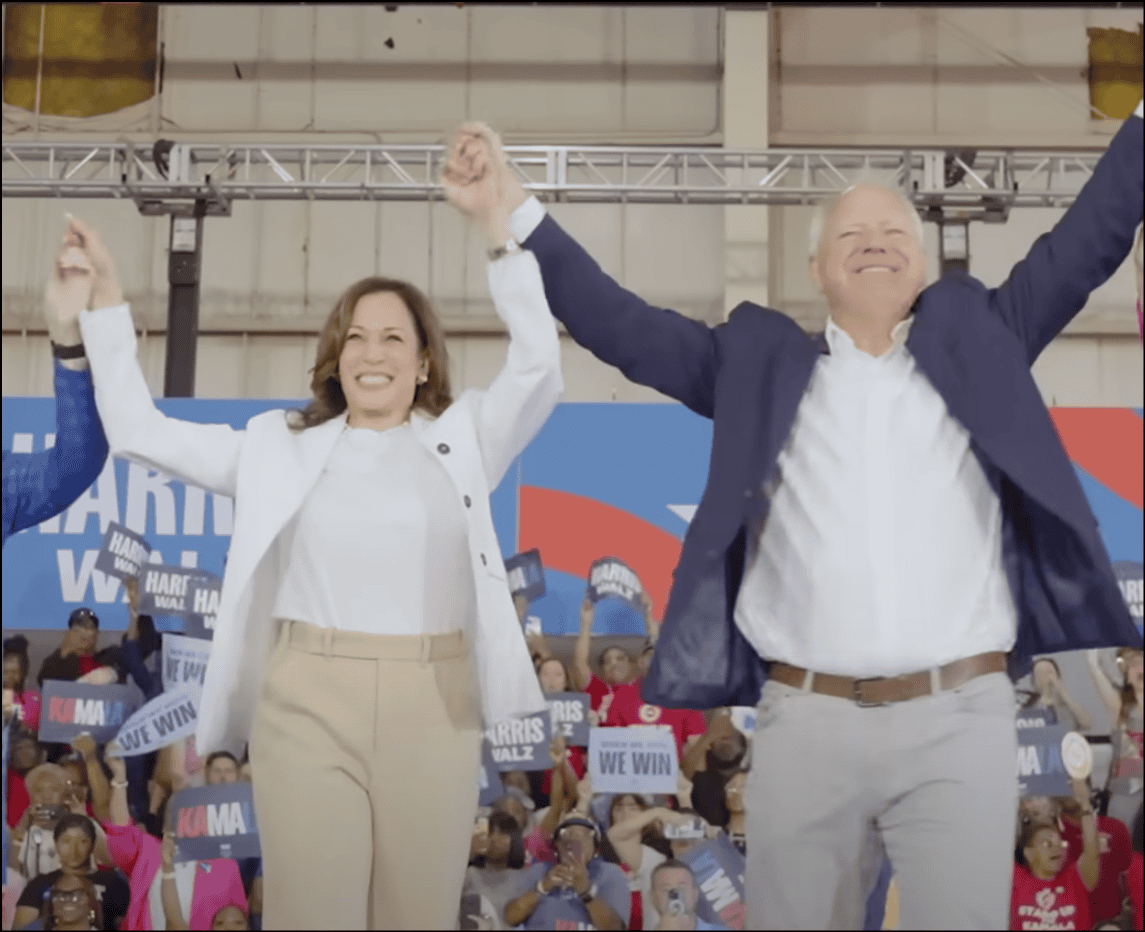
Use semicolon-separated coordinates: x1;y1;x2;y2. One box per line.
744;671;1018;930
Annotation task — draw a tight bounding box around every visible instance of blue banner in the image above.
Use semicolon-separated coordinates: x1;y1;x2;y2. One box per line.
171;781;261;862
38;681;139;744
4;400;1141;641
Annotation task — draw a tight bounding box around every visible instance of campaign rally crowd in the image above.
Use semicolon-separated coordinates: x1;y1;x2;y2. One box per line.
3;588;1142;931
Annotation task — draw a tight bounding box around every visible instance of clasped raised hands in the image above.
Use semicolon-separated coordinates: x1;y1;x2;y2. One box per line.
440;122;529;245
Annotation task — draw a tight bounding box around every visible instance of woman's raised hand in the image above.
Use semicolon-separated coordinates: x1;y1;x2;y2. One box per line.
441;122;528;245
67;216;123;311
44;225;95;344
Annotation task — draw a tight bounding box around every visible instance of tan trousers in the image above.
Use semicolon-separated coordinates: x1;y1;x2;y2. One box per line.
249;619;483;930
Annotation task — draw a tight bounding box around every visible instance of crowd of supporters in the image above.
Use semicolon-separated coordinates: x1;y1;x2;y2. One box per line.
2;589;1142;931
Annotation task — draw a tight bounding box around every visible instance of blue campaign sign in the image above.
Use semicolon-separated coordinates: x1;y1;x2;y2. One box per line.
39;681;139;744
680;835;747;930
484;710;551;772
4;399;1142;641
171;781;260;862
477;738;505;806
1017;724;1074;797
547;692;590;746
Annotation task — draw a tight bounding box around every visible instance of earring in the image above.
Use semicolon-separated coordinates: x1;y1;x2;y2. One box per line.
417;375;428;385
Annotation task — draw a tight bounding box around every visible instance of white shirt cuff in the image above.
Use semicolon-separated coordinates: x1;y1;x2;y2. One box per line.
1134;99;1143;120
509;196;547;244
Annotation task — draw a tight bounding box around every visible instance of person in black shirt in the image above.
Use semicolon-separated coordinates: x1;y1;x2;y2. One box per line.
687;711;748;831
12;813;130;931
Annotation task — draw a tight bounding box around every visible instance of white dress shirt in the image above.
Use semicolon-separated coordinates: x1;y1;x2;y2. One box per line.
273;422;474;636
509;197;1017;677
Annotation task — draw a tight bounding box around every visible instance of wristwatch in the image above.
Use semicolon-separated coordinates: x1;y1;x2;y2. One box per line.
487;237;522;262
579;882;597;905
51;340;86;360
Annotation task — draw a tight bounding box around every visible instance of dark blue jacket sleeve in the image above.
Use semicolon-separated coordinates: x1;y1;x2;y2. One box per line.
2;361;110;546
525;213;720;419
990;110;1143;364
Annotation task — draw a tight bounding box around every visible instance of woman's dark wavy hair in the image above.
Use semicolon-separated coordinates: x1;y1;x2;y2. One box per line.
288;276;452;432
470;810;526;870
4;635;30;689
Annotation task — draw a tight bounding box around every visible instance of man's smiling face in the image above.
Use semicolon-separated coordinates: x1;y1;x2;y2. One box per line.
810;184;927;327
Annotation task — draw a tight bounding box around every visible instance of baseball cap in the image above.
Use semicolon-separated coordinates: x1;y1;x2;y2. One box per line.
68;608;99;629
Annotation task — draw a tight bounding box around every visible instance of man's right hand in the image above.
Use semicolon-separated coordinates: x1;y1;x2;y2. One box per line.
68;217;124;311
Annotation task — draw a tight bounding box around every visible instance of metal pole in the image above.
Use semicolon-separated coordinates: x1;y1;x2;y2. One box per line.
939;218;970;276
163;200;206;397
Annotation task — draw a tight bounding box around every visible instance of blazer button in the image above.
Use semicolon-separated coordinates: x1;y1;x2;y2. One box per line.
437;443;450;454
464;495;472;507
480;553;487;566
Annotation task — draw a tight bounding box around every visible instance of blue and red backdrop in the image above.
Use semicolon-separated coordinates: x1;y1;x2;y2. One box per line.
3;400;1142;637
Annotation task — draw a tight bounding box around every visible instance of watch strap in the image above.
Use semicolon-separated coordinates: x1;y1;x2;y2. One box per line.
51;340;86;360
487;237;522;262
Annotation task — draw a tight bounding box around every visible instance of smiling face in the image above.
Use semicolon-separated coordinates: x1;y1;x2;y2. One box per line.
810;185;927;336
50;874;91;927
611;794;645;826
338;290;429;431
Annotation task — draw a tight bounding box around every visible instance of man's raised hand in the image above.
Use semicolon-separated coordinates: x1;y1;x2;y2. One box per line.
441;122;529;245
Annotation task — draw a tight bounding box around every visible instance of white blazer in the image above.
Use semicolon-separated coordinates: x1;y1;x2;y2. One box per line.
78;251;563;755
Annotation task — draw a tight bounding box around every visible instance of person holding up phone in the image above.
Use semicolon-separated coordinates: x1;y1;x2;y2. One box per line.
9;764;72;880
649;860;729;931
504;816;629;930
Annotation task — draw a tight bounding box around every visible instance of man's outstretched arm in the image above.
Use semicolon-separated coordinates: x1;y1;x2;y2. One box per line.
990;99;1143;363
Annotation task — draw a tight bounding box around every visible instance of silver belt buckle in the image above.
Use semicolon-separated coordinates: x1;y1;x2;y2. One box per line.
853;676;889;708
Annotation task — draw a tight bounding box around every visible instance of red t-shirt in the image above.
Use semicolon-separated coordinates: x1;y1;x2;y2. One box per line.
77;655;98;677
1124;852;1142;932
6;770;30;828
1058;814;1132;925
609;687;707;761
584;672;641;715
1010;862;1091;930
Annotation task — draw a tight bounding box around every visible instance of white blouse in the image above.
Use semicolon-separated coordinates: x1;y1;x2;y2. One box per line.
272;421;475;636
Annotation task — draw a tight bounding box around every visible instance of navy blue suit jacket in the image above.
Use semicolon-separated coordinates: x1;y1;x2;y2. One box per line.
523;112;1144;711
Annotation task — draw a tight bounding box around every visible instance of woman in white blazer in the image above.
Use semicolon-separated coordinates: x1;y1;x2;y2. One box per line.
64;125;563;930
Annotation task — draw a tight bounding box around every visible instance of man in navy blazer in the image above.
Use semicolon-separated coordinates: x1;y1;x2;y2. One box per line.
446;106;1142;929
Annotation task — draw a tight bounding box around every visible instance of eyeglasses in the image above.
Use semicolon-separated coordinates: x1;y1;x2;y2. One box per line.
50;889;88;904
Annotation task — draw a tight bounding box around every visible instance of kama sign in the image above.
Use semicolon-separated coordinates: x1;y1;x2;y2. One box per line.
3;402;1141;641
171;782;261;862
38;681;139;744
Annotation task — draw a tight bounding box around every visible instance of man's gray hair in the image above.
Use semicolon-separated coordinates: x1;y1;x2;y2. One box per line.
808;181;925;262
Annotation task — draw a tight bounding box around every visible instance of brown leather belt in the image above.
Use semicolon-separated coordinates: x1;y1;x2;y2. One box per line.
769;651;1007;707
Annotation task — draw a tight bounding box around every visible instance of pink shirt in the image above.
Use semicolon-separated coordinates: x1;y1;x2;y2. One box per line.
101;820;247;930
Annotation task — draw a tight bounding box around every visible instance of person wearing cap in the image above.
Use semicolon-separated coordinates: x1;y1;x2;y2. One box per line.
504;815;629;930
2;228;110;552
